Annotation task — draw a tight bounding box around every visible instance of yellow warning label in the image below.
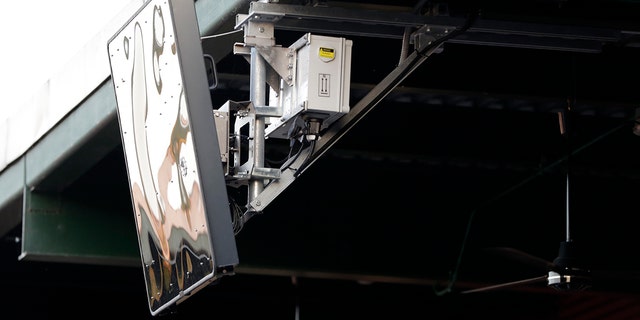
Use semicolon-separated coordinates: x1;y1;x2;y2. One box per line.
318;47;335;61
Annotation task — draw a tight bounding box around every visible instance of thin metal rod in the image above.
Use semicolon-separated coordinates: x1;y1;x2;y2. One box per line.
461;275;548;294
565;172;570;242
558;109;571;242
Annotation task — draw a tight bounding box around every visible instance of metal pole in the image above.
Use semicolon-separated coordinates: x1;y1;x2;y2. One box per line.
565;173;570;242
248;47;266;202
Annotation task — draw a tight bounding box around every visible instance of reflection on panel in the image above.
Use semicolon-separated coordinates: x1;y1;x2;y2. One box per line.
107;0;237;315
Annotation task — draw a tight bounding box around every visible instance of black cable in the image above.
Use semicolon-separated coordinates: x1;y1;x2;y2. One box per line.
281;138;308;172
265;143;296;167
293;139;317;178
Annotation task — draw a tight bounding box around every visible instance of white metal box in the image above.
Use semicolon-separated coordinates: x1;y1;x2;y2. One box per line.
266;33;352;139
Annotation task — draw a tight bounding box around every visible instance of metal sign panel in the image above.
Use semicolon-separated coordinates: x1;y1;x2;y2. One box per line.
107;0;238;315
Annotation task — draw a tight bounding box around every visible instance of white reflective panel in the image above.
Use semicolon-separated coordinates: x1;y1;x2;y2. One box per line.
107;0;224;315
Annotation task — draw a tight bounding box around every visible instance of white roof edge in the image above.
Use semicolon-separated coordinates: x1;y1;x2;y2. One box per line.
0;0;146;173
